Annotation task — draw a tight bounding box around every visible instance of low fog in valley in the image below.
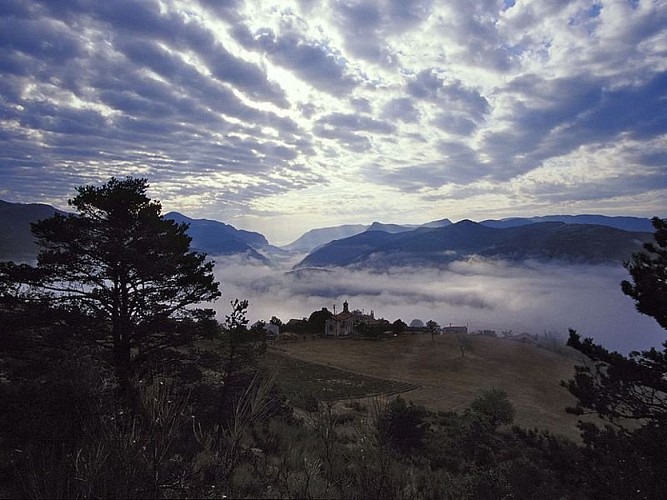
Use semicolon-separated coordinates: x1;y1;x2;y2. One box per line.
209;255;665;354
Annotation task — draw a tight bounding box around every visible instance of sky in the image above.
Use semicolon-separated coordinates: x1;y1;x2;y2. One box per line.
0;0;666;245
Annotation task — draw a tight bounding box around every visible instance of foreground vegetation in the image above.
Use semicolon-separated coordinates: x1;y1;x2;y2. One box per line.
1;177;665;498
0;327;588;499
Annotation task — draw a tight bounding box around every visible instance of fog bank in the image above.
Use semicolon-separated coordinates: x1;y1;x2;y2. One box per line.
208;256;665;353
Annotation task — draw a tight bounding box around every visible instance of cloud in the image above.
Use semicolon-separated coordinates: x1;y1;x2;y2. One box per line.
0;0;327;214
481;72;667;181
407;69;490;136
0;0;665;239
313;112;397;151
382;97;420;123
362;141;487;190
244;27;360;96
210;256;666;353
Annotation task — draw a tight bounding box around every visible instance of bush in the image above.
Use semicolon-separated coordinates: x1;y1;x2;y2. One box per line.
469;389;515;429
376;396;427;453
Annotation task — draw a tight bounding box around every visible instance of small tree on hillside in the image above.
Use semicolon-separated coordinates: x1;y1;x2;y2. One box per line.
457;333;472;357
426;320;440;340
468;389;514;430
1;177;221;387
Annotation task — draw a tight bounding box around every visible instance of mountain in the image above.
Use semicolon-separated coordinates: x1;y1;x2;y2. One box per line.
164;212;272;262
297;220;652;269
480;215;654;232
283;219;453;254
0;200;65;262
366;221;417;233
0;202;275;265
281;224;369;253
419;217;453;229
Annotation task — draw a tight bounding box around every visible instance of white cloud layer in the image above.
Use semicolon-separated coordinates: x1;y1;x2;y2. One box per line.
210;256;666;353
0;0;665;243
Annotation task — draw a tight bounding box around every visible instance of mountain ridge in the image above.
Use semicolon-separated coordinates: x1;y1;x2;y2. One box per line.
297;219;652;269
1;198;658;268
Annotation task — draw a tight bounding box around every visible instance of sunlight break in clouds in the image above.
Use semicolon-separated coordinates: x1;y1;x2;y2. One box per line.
0;1;665;244
210;256;666;354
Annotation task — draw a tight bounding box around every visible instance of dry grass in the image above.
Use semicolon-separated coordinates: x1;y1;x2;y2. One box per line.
264;350;418;406
273;334;587;440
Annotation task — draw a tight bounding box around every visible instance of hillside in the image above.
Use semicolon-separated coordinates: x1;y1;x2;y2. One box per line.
298;220;651;269
0;201;65;262
165;211;273;262
281;224;369;253
273;334;585;440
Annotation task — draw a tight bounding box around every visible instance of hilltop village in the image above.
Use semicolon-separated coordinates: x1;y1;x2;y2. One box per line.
251;300;526;342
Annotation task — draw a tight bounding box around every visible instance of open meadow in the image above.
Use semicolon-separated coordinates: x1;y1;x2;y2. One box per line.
269;334;585;440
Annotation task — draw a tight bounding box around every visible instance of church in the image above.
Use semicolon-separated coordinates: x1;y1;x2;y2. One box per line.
325;300;355;337
325;301;387;337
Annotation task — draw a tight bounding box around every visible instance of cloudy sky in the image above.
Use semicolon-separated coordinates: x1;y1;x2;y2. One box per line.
1;0;666;244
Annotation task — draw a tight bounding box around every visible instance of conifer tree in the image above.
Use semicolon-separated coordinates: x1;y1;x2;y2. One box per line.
3;177;221;385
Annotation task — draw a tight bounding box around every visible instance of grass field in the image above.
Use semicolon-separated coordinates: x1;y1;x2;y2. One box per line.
264;349;418;407
269;334;587;440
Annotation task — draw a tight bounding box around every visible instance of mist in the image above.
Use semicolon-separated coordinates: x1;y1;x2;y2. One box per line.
208;256;665;354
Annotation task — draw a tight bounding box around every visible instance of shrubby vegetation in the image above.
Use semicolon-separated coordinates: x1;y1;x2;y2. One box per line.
0;178;665;498
562;217;667;499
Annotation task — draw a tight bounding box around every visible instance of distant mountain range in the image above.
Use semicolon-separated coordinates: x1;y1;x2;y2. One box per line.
0;201;275;264
297;219;653;269
0;198;658;268
479;214;654;232
281;215;653;255
282;218;453;253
